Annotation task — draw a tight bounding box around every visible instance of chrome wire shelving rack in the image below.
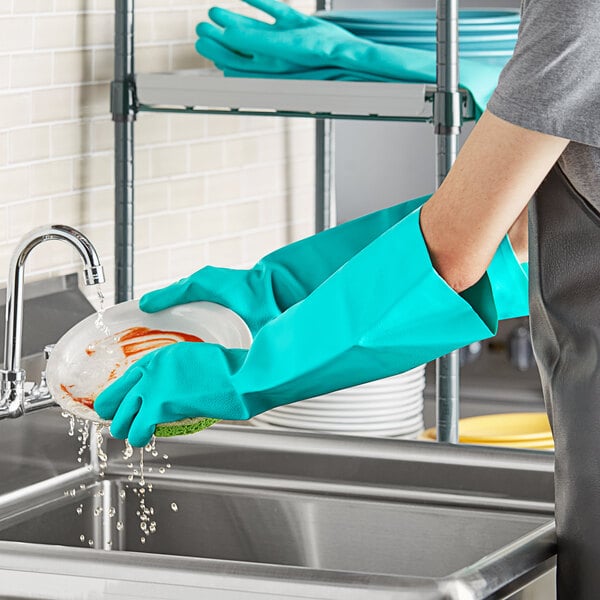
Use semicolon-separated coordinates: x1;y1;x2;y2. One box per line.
111;0;465;444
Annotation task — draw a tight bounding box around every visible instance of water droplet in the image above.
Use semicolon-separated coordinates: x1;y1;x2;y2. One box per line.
158;467;165;474
166;463;171;469
140;537;146;544
127;474;134;481
69;489;77;497
106;540;112;547
116;521;124;531
151;451;158;457
88;539;94;547
94;287;111;336
79;534;85;542
76;506;83;516
162;454;168;460
108;507;116;518
119;490;126;499
122;440;134;460
170;503;178;512
94;507;102;516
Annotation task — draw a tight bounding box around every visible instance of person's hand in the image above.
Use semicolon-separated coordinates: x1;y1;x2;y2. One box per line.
140;266;282;336
94;342;248;447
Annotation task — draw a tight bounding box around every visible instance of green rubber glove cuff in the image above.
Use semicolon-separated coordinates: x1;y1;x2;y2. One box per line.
487;235;529;320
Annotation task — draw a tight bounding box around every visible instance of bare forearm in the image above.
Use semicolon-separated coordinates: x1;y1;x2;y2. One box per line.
508;205;528;264
420;110;568;292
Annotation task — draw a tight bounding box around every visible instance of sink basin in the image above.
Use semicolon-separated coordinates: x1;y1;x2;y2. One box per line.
0;424;556;599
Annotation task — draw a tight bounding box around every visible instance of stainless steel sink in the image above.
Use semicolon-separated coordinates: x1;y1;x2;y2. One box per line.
0;416;555;600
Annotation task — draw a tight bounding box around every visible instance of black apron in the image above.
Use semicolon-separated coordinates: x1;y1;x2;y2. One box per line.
530;164;600;599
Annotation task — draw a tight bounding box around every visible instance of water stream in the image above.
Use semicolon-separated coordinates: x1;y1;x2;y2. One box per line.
60;285;178;548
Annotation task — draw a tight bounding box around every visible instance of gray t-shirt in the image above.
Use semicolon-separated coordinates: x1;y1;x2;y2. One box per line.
487;0;600;211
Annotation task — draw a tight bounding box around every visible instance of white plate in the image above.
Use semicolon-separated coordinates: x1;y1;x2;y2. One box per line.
289;406;423;420
326;383;426;399
324;369;426;393
346;370;425;387
257;411;424;433
47;299;252;423
300;388;425;406
270;400;423;419
331;376;426;393
265;409;424;426
252;415;424;437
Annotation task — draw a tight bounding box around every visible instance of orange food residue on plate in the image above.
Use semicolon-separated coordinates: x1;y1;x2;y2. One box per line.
118;326;204;358
61;383;94;409
61;327;204;410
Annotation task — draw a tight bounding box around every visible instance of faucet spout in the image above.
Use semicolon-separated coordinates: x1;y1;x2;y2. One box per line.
1;225;105;418
3;225;105;373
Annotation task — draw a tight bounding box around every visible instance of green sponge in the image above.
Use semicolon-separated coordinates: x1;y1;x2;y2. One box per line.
154;417;220;438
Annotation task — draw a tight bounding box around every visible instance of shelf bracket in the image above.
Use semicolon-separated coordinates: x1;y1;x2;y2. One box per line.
433;90;462;136
111;78;137;124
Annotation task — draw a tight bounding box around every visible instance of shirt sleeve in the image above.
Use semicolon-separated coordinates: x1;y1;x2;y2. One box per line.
487;0;600;147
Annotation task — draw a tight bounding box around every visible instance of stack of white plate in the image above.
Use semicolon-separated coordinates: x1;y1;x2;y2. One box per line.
252;365;426;438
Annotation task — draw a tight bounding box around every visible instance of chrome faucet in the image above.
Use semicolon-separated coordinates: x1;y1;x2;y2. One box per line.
0;225;105;419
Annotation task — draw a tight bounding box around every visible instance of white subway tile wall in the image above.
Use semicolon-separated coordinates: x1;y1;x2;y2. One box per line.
0;0;316;309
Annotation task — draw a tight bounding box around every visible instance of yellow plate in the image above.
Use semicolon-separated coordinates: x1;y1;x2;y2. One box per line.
456;412;552;443
419;425;554;450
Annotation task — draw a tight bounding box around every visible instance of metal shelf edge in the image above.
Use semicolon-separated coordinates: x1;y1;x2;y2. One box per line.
135;69;475;121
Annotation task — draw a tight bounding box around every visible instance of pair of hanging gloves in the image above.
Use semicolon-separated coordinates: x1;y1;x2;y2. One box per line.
95;195;528;447
194;0;505;117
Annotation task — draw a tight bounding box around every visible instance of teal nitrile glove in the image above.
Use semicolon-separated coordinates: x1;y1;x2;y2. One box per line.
195;0;503;116
95;207;499;447
487;235;528;320
141;193;528;335
140;195;429;335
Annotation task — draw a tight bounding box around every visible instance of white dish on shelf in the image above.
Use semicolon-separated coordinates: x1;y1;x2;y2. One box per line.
264;407;424;425
257;410;424;433
272;400;423;419
299;388;425;407
252;414;424;438
341;373;425;389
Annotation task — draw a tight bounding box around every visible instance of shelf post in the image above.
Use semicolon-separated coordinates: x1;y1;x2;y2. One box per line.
315;0;335;233
112;0;136;303
434;0;462;444
315;119;336;232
